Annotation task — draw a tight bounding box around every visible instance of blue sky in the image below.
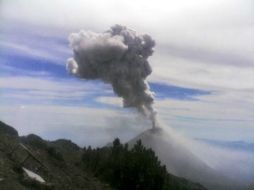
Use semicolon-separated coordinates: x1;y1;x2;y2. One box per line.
1;0;254;146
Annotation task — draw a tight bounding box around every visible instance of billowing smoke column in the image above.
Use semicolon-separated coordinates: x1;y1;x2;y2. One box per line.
66;25;157;128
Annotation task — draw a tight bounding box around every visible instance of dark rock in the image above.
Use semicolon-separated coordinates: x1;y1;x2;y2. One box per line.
0;121;18;136
21;134;48;149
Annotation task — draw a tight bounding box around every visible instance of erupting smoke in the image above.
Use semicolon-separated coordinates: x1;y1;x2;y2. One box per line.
66;25;157;128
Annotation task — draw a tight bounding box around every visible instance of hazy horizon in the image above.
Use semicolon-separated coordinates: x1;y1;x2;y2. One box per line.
1;0;254;147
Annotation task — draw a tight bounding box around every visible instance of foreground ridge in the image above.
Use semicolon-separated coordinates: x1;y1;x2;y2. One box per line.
0;121;206;190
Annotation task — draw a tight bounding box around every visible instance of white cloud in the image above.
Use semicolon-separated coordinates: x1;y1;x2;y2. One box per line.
0;30;71;64
154;90;254;141
2;0;253;90
1;0;254;145
0;76;113;106
95;90;254;142
0;41;67;63
0;76;101;92
149;54;254;90
0;104;150;146
96;96;122;107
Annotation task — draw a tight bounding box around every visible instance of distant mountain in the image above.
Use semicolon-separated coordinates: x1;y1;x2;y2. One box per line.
83;138;207;190
128;127;245;190
196;138;254;152
0;121;207;190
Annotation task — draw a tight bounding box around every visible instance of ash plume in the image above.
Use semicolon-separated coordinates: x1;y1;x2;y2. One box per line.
66;25;157;127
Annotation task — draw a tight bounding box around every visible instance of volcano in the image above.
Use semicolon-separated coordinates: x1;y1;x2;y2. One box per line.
128;127;242;190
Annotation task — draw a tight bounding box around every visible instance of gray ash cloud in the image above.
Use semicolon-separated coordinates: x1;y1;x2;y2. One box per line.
66;25;157;126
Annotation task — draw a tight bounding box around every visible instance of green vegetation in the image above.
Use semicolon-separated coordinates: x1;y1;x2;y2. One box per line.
82;138;206;190
0;121;207;190
0;121;112;190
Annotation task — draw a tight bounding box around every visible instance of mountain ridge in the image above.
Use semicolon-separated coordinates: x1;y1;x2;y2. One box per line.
0;121;207;190
127;127;246;190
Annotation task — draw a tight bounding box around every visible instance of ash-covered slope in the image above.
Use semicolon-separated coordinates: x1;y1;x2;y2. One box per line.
128;127;242;190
